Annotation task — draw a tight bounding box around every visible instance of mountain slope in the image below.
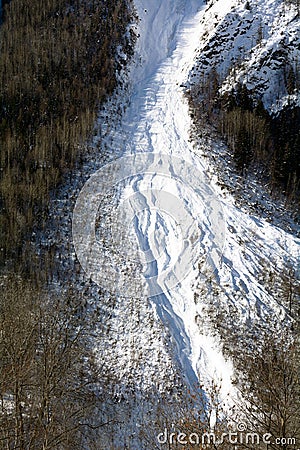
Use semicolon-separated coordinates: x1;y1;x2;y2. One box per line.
190;0;300;113
188;0;300;203
118;0;300;391
71;0;300;403
31;0;300;446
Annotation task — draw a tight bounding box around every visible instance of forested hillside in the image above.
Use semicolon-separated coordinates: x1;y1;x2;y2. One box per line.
0;1;137;447
187;0;300;210
0;0;299;448
0;0;136;266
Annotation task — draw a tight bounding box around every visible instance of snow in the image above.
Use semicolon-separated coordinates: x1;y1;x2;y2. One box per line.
41;0;300;418
117;0;299;399
71;0;237;399
189;0;300;114
118;0;236;396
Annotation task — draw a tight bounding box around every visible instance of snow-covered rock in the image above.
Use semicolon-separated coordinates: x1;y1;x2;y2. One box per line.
189;0;300;113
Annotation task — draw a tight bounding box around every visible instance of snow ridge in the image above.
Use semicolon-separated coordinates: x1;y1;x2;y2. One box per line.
96;0;236;395
110;0;300;397
190;0;300;113
69;0;300;405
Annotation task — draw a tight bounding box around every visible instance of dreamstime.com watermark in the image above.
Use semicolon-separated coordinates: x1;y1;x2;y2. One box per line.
72;153;225;297
157;423;298;448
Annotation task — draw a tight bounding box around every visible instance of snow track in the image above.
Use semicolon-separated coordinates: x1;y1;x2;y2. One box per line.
120;0;234;393
73;0;300;399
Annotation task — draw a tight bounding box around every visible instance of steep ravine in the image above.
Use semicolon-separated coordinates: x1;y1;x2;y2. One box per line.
70;0;300;399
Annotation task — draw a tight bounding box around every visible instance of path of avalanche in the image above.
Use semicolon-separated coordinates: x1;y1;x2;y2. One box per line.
74;0;300;396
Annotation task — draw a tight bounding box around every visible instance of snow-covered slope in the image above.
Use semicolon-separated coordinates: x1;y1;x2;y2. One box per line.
13;0;297;446
189;0;300;113
69;0;300;417
131;0;299;387
71;0;236;398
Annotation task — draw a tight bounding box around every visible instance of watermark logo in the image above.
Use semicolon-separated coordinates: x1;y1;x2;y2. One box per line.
72;153;225;297
157;423;297;447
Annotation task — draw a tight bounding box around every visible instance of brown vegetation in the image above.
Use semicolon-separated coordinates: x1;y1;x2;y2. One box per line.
187;68;300;208
235;332;300;449
0;277;118;449
0;0;136;264
0;1;139;447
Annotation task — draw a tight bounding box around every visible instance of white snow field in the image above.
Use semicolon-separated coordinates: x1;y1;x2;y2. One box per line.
72;0;300;403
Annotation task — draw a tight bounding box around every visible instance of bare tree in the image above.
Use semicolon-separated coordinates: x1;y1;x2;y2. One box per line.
233;329;300;449
0;277;115;449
